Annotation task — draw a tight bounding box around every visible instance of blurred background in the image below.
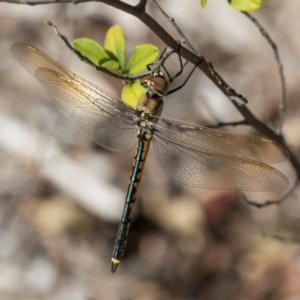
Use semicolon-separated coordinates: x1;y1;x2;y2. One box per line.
0;0;300;299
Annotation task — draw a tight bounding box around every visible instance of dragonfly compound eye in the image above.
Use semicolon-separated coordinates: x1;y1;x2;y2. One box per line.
150;75;169;95
140;73;169;95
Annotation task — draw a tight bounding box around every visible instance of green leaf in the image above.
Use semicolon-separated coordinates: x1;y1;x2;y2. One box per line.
101;60;119;70
72;38;109;66
121;81;144;109
228;0;261;11
103;50;120;63
126;44;159;74
104;25;125;71
198;0;207;8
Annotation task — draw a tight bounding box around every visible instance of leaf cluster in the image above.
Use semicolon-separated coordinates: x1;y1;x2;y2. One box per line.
72;25;158;108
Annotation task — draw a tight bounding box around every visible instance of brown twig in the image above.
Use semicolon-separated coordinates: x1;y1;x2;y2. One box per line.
243;12;286;135
151;0;198;54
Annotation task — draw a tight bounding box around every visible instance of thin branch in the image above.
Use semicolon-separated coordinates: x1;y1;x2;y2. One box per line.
151;0;198;54
208;62;248;105
243;12;286;135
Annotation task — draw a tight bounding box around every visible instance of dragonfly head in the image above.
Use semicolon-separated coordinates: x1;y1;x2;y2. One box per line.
140;71;169;96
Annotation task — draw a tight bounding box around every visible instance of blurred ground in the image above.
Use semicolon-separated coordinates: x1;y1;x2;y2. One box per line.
0;0;300;299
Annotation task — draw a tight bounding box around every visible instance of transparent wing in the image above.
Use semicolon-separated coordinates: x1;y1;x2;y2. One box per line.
153;118;289;164
11;43;76;79
152;118;289;191
11;43;136;152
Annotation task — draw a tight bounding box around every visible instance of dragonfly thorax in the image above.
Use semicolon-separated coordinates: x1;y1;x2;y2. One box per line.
136;93;164;117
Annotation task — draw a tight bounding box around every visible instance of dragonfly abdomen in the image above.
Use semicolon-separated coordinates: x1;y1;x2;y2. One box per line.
111;129;152;273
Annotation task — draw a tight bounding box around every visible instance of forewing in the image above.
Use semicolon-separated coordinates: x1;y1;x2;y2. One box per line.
35;68;136;152
11;43;75;80
11;43;125;110
11;43;136;152
153;118;289;164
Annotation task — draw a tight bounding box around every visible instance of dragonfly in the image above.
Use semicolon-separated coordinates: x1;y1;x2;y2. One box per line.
11;43;289;273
